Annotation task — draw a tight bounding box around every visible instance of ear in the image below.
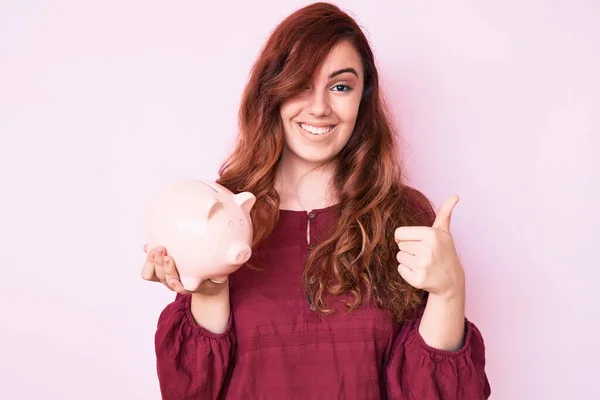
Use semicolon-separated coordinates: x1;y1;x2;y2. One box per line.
205;197;222;219
234;192;256;214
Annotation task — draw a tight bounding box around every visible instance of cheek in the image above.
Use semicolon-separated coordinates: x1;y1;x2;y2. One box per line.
279;99;302;123
333;96;361;124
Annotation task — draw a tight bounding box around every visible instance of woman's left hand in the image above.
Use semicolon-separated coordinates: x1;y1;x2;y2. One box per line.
394;195;465;300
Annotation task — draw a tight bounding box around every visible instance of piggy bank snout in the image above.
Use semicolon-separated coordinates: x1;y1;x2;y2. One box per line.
227;243;252;265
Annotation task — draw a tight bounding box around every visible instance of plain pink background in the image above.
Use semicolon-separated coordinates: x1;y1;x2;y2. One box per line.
1;1;598;399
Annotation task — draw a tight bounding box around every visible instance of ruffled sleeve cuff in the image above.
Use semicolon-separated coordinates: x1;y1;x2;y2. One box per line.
155;294;236;400
177;293;234;340
384;317;491;399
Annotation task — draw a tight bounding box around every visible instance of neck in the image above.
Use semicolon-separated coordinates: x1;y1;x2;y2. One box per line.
275;148;337;211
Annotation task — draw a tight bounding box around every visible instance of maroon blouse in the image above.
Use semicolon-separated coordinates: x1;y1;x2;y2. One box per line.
154;204;491;399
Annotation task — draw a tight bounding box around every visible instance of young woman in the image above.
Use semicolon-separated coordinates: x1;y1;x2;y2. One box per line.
143;3;490;399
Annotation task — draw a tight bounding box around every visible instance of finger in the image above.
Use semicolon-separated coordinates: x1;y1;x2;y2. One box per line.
397;262;415;282
397;263;426;290
154;250;167;283
396;250;418;269
395;226;434;243
141;248;158;281
163;260;194;295
168;278;191;295
396;241;428;257
432;195;459;232
163;256;181;283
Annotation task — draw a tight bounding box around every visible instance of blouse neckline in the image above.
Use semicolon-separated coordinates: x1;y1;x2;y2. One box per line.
278;203;340;216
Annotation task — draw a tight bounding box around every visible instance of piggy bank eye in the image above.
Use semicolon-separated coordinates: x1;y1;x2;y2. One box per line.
228;221;235;228
239;219;245;226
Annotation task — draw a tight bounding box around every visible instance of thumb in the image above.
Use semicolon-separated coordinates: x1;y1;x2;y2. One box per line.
432;195;459;232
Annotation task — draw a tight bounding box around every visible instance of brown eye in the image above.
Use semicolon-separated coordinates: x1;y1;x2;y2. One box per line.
229;221;235;228
331;83;351;92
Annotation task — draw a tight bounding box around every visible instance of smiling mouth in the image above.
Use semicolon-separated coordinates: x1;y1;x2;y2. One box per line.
298;123;336;135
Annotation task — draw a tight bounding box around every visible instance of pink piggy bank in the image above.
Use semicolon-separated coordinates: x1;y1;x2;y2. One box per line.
144;179;256;291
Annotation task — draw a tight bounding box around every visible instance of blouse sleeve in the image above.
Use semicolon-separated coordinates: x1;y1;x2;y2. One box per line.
384;315;491;399
155;293;236;400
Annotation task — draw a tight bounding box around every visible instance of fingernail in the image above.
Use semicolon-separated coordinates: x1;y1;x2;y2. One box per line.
163;257;169;264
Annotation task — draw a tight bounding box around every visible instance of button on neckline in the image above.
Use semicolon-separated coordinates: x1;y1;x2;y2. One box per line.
308;275;316;284
308;211;316;219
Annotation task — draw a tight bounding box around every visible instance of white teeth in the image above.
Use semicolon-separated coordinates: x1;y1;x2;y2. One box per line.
300;123;333;135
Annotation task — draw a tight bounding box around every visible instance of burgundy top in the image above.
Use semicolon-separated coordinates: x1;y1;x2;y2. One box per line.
155;205;491;399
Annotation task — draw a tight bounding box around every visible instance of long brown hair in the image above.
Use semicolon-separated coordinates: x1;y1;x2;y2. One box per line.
217;2;436;323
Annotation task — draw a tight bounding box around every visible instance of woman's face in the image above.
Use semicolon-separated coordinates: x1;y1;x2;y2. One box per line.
279;40;364;166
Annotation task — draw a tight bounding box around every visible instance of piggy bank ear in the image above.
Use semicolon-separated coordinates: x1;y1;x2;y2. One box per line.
234;192;256;214
206;197;223;219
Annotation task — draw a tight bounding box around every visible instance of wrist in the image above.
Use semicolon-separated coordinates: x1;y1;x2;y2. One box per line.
432;278;465;302
432;290;463;303
190;283;231;334
420;291;466;351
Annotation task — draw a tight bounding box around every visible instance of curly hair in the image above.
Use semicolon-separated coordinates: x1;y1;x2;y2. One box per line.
216;2;436;323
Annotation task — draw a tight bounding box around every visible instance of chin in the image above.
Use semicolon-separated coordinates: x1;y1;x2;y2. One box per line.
294;149;337;165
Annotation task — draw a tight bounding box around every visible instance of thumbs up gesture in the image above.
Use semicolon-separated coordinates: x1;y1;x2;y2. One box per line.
394;195;465;300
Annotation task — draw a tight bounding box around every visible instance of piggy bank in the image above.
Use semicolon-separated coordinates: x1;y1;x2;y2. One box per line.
144;179;256;291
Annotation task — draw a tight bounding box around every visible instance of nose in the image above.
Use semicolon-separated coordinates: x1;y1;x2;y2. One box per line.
306;88;331;117
227;243;252;265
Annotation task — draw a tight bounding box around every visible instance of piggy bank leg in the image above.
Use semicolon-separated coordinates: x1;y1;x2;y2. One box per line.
179;276;202;292
208;275;228;284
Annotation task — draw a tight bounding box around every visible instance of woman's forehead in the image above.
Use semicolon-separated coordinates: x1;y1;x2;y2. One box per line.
315;41;363;79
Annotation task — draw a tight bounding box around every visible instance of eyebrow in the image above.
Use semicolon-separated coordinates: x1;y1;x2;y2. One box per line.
328;68;359;79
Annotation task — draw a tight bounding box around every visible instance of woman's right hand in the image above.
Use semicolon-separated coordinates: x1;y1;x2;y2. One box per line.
141;244;227;295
